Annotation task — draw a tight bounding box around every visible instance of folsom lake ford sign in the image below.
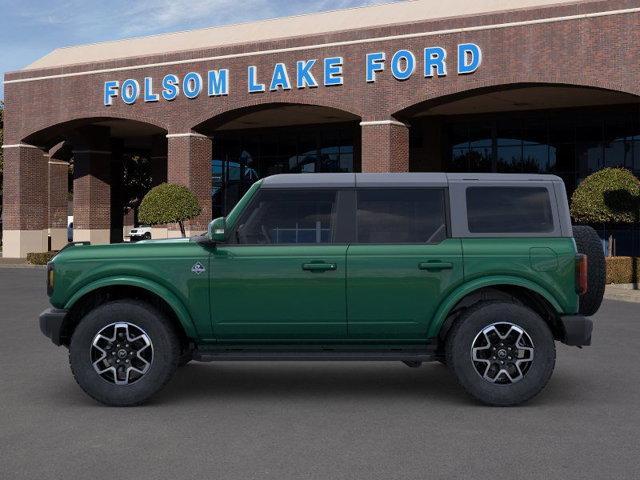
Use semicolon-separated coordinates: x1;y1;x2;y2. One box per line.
103;43;482;106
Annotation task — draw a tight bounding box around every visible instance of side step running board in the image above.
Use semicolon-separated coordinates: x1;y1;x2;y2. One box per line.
193;349;437;362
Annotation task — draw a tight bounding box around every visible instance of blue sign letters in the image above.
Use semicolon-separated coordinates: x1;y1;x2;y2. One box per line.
103;43;482;106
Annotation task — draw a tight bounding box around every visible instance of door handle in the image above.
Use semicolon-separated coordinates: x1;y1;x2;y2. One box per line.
418;261;453;271
302;262;337;272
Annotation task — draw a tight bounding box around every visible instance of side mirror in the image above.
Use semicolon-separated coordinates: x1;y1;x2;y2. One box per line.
208;217;227;243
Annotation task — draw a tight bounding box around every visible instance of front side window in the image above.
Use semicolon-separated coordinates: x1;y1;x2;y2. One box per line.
356;189;447;244
235;189;338;244
466;187;554;233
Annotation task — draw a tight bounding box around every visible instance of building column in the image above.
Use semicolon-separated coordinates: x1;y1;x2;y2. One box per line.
1;144;49;258
360;120;410;173
48;159;69;251
166;132;212;236
71;127;112;244
48;143;71;250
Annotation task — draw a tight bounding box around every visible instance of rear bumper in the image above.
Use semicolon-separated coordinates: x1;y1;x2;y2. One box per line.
559;315;593;346
39;308;68;346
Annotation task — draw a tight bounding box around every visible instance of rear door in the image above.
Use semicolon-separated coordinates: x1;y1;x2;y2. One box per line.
346;187;464;340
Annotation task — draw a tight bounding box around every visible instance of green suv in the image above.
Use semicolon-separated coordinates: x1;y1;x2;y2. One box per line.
39;173;605;406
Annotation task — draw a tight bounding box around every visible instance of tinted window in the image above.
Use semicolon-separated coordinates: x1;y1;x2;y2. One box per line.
466;187;554;233
356;189;447;244
235;189;337;244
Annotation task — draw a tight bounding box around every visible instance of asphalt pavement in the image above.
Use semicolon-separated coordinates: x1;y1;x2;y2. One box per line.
1;268;639;480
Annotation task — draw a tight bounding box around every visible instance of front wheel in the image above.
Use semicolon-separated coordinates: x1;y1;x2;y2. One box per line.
69;300;180;406
446;301;556;406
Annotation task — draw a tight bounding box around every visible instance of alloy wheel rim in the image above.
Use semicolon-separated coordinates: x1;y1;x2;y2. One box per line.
90;322;153;385
471;322;534;384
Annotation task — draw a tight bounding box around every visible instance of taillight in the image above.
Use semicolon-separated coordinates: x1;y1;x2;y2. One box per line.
575;254;588;295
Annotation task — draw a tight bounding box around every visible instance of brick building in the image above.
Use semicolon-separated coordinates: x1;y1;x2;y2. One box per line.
3;0;640;257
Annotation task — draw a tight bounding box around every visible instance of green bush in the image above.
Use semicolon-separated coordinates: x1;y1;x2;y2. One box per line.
138;183;202;237
570;168;640;224
606;257;640;284
27;251;58;265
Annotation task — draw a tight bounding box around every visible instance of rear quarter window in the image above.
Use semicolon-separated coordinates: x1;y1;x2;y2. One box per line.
466;186;554;233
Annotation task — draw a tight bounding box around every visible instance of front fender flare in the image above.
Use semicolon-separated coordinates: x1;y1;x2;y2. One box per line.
64;276;197;338
427;276;563;338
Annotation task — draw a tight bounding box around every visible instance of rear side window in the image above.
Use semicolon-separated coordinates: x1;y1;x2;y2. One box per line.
466;187;554;233
235;189;337;244
356;189;447;244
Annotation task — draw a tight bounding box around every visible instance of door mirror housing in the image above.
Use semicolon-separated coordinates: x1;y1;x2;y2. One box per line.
208;217;227;243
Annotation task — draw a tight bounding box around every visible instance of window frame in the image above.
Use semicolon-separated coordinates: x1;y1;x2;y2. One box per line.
227;187;352;246
352;187;451;245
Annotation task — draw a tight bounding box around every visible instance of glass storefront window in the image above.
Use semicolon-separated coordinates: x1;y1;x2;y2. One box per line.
439;104;640;199
212;122;358;217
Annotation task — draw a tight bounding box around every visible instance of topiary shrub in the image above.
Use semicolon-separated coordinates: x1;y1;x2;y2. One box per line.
138;183;202;237
571;168;640;256
27;251;58;265
571;168;640;224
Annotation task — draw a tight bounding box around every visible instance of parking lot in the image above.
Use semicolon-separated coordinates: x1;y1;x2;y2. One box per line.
1;267;639;480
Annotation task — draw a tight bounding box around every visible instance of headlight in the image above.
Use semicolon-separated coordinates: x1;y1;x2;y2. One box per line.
47;263;55;296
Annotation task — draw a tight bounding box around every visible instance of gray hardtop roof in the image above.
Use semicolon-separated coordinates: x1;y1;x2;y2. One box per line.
260;172;563;188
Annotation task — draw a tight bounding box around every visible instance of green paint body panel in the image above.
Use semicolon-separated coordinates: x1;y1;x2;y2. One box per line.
210;245;348;340
346;239;464;340
50;239;212;338
48;186;579;348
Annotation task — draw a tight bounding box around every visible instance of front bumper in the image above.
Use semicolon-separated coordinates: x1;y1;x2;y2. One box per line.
39;308;68;346
559;315;593;346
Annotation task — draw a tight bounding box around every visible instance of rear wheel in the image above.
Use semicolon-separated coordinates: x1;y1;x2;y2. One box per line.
446;301;556;406
69;300;180;406
573;225;606;316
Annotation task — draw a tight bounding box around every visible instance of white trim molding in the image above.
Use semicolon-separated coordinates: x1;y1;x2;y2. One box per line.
166;132;212;139
1;143;42;150
360;120;409;127
48;160;69;165
3;7;639;85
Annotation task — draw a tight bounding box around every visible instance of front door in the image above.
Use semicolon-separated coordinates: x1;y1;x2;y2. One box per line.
346;188;464;340
211;188;349;340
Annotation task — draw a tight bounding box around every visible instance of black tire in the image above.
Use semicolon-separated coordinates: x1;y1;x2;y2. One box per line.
143;232;151;240
446;301;556;406
69;300;180;406
573;225;606;316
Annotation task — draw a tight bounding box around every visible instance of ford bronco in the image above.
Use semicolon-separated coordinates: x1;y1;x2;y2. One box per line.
39;173;605;406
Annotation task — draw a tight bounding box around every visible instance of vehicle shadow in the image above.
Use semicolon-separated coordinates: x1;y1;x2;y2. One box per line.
156;361;470;404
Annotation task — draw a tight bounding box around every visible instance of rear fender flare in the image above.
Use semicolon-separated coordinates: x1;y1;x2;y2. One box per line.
427;276;563;338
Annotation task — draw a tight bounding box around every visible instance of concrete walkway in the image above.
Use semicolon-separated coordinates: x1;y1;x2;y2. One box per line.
604;284;640;303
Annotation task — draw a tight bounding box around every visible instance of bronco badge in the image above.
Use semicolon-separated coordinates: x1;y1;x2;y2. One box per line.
191;262;206;275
